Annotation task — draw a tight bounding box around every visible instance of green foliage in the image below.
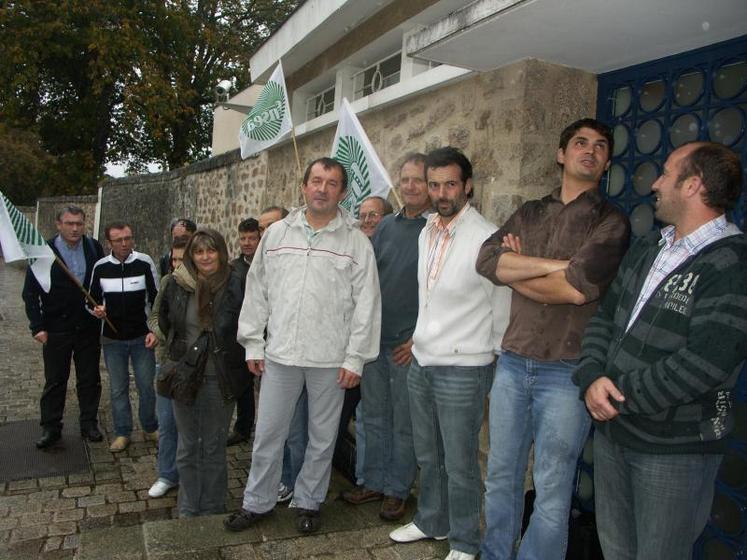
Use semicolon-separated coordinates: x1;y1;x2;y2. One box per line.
0;0;299;204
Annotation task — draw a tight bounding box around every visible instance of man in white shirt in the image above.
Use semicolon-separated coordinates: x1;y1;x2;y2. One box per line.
389;147;510;560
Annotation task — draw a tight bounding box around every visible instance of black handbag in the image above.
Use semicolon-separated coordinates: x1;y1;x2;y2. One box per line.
156;331;210;405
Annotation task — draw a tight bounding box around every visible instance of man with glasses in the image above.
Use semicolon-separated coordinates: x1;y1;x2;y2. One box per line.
23;206;105;448
89;221;160;453
358;196;393;238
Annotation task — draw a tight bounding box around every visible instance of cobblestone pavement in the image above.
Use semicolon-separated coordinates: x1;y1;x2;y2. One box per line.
0;258;451;560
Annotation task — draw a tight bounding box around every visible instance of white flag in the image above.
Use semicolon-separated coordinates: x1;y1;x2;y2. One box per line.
238;61;293;159
0;191;55;292
331;98;393;218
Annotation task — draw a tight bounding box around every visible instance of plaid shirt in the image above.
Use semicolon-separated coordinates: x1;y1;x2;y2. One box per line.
425;203;469;292
626;214;731;331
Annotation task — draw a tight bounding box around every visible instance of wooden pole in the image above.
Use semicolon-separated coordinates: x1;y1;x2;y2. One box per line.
389;186;404;210
53;255;118;334
290;127;304;206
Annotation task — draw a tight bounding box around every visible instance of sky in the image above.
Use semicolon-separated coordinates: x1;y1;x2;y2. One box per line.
105;162;163;178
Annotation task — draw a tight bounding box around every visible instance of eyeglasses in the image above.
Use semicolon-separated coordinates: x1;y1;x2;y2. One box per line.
360;211;382;221
109;236;133;244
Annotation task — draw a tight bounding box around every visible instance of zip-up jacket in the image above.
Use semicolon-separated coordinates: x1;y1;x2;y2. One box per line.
573;228;747;454
22;235;104;335
412;205;511;367
237;207;381;375
88;251;159;340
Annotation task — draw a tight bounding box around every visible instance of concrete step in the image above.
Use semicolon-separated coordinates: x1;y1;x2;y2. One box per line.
78;496;428;560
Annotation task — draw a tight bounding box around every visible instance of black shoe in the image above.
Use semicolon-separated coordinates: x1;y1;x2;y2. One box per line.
223;508;272;532
226;431;249;447
36;430;61;449
295;508;320;534
80;426;103;442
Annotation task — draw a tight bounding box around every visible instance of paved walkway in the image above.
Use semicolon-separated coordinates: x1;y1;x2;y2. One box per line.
0;258;450;560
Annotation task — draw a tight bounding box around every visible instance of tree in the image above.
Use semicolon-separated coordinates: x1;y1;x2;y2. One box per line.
0;1;141;197
0;124;59;205
0;0;300;203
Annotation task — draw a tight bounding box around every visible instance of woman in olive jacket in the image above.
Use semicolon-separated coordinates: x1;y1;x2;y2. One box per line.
158;228;250;517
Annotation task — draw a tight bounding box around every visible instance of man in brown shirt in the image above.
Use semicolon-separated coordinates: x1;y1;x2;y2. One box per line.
475;118;630;560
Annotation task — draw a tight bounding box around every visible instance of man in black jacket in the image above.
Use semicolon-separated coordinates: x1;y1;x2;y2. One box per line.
89;221;160;453
227;217;260;446
22;206;105;449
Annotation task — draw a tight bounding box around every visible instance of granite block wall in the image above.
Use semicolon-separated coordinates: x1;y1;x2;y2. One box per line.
98;58;597;261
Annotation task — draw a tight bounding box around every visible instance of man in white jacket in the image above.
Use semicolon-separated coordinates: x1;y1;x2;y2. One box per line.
389;147;510;560
224;157;381;535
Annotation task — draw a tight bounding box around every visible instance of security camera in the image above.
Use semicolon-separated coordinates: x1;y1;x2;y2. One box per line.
215;79;233;96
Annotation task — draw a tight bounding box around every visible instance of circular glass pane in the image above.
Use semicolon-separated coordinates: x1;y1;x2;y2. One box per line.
714;60;747;99
702;538;736;559
613;124;629;157
606;164;625;197
636;119;662;154
674;70;704;107
612;86;632;117
639;79;665;112
630;203;654;236
633;161;658;196
710;491;743;536
708;107;743;146
670;113;700;147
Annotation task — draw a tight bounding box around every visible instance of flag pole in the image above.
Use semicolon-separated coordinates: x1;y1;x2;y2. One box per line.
53;255;118;334
390;186;404;210
290;127;304;206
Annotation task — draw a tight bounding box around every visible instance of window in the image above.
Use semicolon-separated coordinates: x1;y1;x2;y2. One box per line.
353;52;402;100
597;35;747;237
305;85;335;120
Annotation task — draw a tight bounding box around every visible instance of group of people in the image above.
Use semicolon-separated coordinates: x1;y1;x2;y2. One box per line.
21;117;747;560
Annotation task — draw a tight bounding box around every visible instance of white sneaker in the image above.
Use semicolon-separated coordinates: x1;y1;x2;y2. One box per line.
389;522;447;543
148;479;177;498
444;551;476;560
278;482;294;503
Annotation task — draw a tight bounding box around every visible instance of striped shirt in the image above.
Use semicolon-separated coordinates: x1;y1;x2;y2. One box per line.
425;203;469;292
626;214;732;331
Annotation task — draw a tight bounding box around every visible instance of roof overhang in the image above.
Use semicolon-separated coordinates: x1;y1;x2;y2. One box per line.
250;0;398;82
406;0;747;74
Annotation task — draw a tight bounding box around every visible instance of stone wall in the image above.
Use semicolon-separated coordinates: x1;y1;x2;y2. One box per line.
36;195;98;240
273;58;597;227
100;58;597;261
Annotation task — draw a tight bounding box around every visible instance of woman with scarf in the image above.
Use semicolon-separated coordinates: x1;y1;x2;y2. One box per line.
158;228;250;517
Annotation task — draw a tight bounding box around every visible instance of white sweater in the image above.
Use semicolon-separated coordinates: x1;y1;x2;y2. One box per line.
412;205;511;367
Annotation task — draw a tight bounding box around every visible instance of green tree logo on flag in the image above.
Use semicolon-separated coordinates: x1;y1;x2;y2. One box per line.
335;135;370;215
240;81;286;142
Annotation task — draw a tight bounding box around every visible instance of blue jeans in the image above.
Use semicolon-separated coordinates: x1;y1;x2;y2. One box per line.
156;392;178;484
361;348;416;499
281;387;308;489
593;430;722;560
354;402;365;485
408;358;494;555
102;336;158;437
482;351;591;560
